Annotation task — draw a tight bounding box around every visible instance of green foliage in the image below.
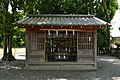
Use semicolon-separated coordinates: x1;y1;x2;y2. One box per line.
0;35;3;47
0;29;25;48
97;27;108;48
0;0;27;48
12;29;25;47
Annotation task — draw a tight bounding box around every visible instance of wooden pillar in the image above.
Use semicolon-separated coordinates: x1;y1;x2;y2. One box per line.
25;29;30;68
77;31;79;62
94;30;97;69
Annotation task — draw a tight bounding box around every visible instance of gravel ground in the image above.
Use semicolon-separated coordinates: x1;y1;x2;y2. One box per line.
0;56;120;80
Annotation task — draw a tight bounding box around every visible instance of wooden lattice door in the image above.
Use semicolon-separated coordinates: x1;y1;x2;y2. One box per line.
77;32;94;63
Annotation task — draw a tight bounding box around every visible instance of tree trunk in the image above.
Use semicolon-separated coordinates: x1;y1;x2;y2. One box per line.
2;0;9;61
8;33;16;61
2;34;8;61
2;33;16;61
103;0;110;54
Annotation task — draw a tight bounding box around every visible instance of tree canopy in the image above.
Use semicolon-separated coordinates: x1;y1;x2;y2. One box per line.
16;0;118;48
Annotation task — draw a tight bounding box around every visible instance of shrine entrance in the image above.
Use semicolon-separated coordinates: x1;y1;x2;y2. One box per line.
46;31;77;62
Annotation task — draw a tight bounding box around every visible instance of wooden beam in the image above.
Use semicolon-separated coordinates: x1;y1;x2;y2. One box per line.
39;29;95;32
19;26;100;30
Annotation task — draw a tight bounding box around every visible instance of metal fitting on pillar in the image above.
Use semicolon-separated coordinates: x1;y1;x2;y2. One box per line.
73;30;75;36
48;30;50;36
66;30;68;36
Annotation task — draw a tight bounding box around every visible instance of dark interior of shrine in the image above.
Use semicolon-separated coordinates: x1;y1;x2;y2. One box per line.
46;31;77;62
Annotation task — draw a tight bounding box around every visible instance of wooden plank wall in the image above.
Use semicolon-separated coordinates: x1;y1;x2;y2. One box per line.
27;31;46;64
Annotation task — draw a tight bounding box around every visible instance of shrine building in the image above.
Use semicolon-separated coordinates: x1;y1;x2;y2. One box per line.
15;14;109;70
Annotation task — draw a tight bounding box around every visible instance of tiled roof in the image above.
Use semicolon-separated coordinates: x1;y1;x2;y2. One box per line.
15;14;109;27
